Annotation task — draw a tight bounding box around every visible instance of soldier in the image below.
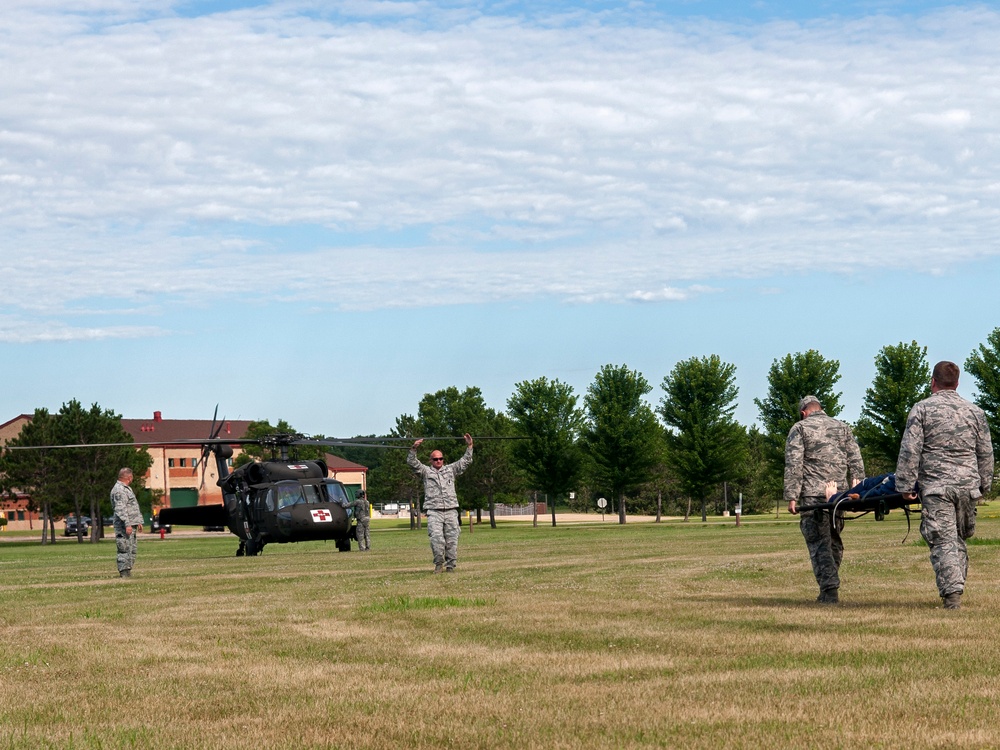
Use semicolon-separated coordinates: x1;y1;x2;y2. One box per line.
350;490;371;551
896;361;994;610
407;434;473;573
110;467;142;579
785;395;865;604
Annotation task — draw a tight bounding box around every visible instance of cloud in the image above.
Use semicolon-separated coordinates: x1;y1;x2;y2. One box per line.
2;2;1000;329
0;315;166;344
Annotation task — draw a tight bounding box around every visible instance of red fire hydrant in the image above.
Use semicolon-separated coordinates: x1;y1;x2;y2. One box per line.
159;526;165;540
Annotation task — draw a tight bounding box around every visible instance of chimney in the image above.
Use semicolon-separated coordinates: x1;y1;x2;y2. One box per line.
153;411;162;422
226;421;231;434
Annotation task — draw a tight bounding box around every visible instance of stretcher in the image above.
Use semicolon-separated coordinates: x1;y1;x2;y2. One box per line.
799;473;921;539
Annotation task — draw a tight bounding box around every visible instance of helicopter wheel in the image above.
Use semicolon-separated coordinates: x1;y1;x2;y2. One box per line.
335;536;352;553
245;538;263;557
236;540;246;557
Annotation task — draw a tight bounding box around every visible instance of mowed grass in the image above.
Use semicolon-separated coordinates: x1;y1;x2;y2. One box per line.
3;513;1000;750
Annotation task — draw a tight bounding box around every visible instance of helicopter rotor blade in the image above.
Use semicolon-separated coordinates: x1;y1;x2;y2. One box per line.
200;405;225;490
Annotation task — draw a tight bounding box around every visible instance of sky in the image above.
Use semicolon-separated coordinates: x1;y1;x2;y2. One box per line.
2;0;998;438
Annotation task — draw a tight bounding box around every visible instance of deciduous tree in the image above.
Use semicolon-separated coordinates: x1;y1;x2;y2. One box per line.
754;350;844;484
855;341;931;474
965;327;1000;464
659;355;746;522
581;364;662;524
507;377;585;527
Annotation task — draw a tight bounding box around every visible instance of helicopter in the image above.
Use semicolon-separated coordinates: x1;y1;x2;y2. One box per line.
158;429;368;557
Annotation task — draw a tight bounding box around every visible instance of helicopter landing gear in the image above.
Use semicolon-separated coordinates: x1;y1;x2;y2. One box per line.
335;536;352;553
245;537;264;557
236;540;246;557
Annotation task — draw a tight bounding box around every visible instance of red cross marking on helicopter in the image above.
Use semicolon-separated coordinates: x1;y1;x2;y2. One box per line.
311;509;332;523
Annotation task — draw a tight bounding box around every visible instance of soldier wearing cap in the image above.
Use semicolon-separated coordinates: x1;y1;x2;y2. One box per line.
896;361;993;610
407;434;474;573
784;395;865;604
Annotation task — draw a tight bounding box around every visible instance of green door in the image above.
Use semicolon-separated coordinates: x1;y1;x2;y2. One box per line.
170;488;199;508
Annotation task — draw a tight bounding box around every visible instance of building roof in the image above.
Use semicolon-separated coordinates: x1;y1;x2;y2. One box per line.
324;453;369;473
121;413;253;444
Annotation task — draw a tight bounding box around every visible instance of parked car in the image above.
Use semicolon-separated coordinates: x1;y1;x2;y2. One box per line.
150;518;172;534
64;515;91;536
203;524;226;532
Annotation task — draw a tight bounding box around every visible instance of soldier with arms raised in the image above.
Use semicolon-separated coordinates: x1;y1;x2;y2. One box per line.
408;434;473;573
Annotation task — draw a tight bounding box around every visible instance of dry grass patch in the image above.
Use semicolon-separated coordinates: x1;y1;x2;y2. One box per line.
3;515;1000;748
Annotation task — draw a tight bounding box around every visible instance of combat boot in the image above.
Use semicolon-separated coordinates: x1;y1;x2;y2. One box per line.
943;592;961;610
433;564;443;574
817;587;839;604
119;569;131;579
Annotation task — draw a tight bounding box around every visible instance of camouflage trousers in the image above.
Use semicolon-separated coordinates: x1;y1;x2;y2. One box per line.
920;488;978;597
113;519;137;574
356;518;370;551
427;508;461;570
800;505;844;592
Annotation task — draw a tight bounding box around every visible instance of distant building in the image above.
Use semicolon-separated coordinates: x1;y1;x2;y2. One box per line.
0;415;41;529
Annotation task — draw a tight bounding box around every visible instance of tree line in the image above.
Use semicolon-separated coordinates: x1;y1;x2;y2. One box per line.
338;330;1000;526
3;329;999;538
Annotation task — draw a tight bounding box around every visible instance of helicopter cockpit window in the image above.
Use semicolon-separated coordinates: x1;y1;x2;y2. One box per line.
301;484;322;504
275;482;306;510
322;481;350;505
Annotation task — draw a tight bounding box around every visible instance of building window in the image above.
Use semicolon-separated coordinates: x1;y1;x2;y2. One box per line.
192;458;198;469
179;458;187;468
168;459;175;468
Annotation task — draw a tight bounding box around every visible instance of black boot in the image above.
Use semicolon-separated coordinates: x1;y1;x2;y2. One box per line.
817;587;839;604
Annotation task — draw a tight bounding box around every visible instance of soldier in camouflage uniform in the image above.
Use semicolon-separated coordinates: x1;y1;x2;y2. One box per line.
896;361;994;610
110;468;143;579
350;490;371;551
407;434;473;573
784;395;865;604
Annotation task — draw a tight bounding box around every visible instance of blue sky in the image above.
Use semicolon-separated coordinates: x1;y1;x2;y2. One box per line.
2;0;998;437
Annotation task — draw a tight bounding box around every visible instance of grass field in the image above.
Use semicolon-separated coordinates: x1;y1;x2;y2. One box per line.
3;511;1000;749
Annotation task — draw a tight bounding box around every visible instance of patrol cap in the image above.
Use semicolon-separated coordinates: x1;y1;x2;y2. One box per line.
798;395;821;411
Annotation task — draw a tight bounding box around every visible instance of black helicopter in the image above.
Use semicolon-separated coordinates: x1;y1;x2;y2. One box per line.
158;430;362;557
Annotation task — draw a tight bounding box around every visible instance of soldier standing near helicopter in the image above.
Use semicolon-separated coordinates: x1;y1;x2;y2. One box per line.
350;490;371;551
408;434;474;573
111;467;143;579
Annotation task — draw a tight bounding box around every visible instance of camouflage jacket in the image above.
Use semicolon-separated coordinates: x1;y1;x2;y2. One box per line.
110;480;142;526
407;446;473;511
350;496;370;520
784;411;865;502
895;389;994;497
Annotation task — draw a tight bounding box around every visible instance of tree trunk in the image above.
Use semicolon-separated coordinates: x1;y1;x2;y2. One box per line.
90;497;100;543
618;492;626;524
41;503;51;544
656;492;662;523
532;491;537;528
684;497;691;522
701;498;707;523
549;494;556;527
